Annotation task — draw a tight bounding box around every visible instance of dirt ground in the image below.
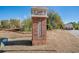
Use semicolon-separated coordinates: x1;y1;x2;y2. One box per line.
0;30;79;53
47;30;79;53
0;30;32;39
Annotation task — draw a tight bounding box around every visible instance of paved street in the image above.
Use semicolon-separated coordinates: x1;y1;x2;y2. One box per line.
68;30;79;38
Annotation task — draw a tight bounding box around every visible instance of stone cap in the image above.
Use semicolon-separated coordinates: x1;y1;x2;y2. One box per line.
32;6;48;10
31;6;48;17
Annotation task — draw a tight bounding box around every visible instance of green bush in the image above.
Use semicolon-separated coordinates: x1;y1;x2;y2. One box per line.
22;18;32;32
47;11;64;30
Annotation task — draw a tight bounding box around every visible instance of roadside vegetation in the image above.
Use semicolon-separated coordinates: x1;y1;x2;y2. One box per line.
70;22;79;30
0;10;79;32
47;11;64;30
0;18;32;32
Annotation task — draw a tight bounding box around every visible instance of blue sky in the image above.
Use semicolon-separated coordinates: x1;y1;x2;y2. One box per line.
0;6;79;24
0;6;31;20
48;6;79;24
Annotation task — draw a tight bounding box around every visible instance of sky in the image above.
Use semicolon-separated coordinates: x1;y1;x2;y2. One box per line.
0;6;31;20
0;6;79;24
48;6;79;24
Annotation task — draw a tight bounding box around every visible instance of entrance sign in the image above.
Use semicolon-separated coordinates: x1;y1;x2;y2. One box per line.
38;19;42;38
32;7;48;45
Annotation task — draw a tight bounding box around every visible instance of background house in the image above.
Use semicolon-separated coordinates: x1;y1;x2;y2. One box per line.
64;23;74;30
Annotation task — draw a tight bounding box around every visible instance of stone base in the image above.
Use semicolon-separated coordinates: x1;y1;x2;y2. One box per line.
32;39;46;45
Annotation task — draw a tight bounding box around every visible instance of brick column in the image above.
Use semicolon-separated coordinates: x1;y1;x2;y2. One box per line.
32;17;47;45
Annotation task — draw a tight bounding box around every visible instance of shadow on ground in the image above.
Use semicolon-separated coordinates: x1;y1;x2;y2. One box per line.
7;40;32;46
0;50;6;53
0;40;32;53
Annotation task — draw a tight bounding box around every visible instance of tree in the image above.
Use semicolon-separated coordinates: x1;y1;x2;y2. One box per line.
0;20;10;29
9;19;20;29
47;11;64;30
53;13;64;29
71;22;79;30
22;18;32;31
47;18;52;30
0;21;2;28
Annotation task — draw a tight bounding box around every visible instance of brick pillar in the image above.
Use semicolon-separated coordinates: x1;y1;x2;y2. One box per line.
32;17;47;45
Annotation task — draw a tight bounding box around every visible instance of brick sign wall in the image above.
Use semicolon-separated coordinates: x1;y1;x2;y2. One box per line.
32;17;47;45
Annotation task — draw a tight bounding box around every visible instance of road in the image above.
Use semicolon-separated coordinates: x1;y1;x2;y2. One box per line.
68;30;79;38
